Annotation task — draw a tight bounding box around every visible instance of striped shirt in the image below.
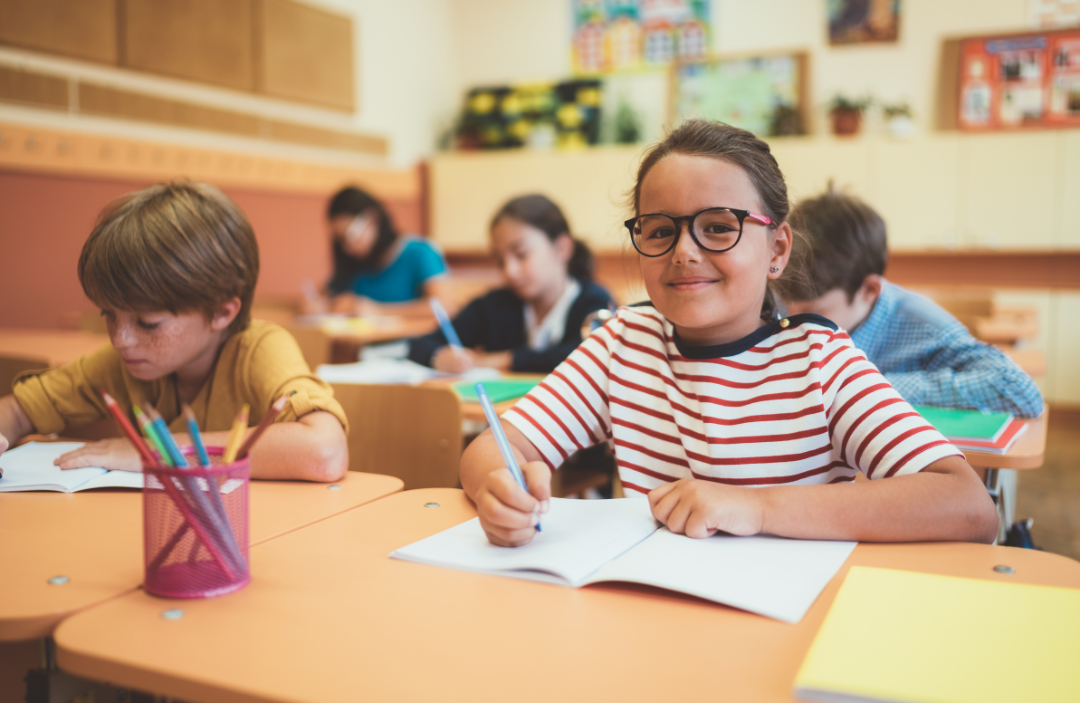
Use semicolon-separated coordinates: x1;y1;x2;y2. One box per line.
504;305;962;497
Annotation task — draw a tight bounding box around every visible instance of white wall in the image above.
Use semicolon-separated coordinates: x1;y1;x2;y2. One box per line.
451;0;1036;139
0;0;460;167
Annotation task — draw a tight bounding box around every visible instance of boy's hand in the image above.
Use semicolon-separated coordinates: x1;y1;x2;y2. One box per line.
432;346;475;375
474;460;551;547
648;479;766;539
54;438;144;473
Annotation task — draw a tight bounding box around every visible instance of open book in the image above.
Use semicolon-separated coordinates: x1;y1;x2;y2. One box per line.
390;498;856;623
0;442;144;492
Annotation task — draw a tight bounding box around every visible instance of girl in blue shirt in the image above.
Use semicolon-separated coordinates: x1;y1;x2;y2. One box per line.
310;186;449;317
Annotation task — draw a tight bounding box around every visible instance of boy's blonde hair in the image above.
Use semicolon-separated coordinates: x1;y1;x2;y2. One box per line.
78;181;259;335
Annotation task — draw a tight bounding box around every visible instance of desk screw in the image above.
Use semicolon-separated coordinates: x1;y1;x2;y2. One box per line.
328;484;343;491
47;575;69;585
161;609;184;620
993;565;1015;574
424;502;440;508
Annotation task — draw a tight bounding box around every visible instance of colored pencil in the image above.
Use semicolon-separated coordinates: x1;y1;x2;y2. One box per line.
133;406;170;466
182;404;211;467
235;394;288;460
99;390;157;467
475;382;540;532
222;404;250;464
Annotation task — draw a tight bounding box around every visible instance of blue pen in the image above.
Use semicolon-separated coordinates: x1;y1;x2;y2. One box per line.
430;298;463;348
475;382;541;532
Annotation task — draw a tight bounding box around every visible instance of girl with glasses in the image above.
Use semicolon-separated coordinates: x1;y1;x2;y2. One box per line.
408;194;613;374
460;119;998;547
301;186;450;317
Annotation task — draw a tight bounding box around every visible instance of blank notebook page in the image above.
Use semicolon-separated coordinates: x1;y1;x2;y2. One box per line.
390;497;659;585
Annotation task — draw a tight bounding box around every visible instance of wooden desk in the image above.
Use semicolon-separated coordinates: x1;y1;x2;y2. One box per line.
54;488;1080;703
296;316;436;364
963;413;1047;471
0;328;109;367
423;374;544;424
0;472;403;642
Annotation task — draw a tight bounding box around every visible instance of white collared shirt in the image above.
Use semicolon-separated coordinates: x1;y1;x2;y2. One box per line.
524;279;581;351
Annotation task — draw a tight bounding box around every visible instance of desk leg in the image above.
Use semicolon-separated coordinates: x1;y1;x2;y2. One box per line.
982;468;1012;545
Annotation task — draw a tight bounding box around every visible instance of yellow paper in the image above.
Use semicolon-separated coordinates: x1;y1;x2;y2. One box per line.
794;566;1080;703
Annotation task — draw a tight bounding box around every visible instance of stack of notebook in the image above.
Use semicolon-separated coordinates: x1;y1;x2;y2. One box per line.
913;405;1027;454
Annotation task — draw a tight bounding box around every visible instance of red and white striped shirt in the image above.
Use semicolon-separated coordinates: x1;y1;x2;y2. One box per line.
504;305;961;497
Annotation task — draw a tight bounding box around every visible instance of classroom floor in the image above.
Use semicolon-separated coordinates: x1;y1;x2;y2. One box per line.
1016;410;1080;562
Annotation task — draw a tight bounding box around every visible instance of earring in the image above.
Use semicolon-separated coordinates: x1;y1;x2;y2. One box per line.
770;267;780;273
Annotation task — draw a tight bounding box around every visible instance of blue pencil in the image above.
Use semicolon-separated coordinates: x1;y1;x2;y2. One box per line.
475;382;541;532
430;298;463;348
182;404;211;467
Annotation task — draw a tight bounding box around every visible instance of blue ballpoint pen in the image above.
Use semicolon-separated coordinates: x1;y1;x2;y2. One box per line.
475;382;541;532
430;298;463;348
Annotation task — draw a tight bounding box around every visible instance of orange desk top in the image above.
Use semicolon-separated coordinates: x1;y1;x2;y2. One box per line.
963;413;1047;470
0;328;110;367
55;488;1080;703
0;472;403;642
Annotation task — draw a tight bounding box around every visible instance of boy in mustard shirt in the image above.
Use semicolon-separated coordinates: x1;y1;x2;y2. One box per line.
0;181;349;481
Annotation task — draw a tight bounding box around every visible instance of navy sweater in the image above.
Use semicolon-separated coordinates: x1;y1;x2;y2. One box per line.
407;279;613;373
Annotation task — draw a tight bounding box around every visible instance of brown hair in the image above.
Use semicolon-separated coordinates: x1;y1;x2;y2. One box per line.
779;188;887;302
632;119;803;320
491;194;595;280
78;181;260;335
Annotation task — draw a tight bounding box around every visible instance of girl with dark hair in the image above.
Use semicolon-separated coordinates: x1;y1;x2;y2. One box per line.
408;194;612;374
460;120;997;548
305;186;449;316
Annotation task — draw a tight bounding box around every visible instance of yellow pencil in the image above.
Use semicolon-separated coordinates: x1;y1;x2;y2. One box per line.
222;403;250;464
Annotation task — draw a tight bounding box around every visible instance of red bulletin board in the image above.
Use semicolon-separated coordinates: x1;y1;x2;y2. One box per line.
958;28;1080;131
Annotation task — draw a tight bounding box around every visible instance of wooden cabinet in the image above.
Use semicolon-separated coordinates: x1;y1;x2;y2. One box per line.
0;0;117;64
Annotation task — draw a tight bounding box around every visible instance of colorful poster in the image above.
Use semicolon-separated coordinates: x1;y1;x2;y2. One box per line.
572;0;710;75
827;0;901;45
958;28;1080;130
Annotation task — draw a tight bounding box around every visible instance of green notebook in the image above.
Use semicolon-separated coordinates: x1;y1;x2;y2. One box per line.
453;379;541;404
912;405;1012;441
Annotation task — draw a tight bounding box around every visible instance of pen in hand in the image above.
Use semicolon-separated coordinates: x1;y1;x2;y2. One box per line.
475;382;541;532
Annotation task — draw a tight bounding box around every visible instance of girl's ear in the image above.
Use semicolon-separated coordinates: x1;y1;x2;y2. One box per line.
553;232;575;265
210;297;243;332
766;222;794;280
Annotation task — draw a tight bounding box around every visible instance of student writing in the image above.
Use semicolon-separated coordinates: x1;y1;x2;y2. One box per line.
408;194;613;373
779;189;1044;418
459;120;998;547
302;186;450;318
0;182;349;482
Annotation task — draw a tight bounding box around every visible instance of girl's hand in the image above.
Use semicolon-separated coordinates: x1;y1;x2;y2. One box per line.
54;438;143;473
648;479;766;539
474;460;551;547
432;346;475;374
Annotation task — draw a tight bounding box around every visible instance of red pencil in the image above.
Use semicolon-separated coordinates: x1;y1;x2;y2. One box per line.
235;393;290;460
99;389;158;467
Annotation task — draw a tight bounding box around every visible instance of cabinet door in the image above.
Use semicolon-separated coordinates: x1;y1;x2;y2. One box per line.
1060;131;1080;250
961;132;1060;250
1047;292;1080;405
769;137;871;205
870;136;961;250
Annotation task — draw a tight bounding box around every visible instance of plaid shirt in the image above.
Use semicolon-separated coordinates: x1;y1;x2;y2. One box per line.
849;280;1044;418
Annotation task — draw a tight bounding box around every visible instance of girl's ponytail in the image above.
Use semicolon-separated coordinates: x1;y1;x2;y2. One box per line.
567;238;595;281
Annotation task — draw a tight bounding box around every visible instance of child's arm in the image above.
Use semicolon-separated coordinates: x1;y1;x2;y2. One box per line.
649;455;998;543
55;410;348;482
460;421;551;547
0;395;36;462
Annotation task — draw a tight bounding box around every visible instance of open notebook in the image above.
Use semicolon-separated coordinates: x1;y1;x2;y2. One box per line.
0;442;143;492
390;497;856;624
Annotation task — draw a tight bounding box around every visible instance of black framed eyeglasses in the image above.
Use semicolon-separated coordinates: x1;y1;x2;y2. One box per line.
624;207;774;258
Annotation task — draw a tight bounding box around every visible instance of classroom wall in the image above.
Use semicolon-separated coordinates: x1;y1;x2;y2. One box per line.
451;0;1035;139
0;0;460;167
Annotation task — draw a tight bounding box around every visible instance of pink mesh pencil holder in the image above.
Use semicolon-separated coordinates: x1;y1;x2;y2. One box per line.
143;446;250;598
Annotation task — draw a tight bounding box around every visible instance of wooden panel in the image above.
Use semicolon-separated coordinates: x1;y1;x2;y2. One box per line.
870;136;962;250
256;0;354;111
936;38;961;131
961;132;1059;249
886;252;1080;289
79;83;260;137
123;0;254;92
0;0;117;64
267;120;386;156
0;66;68;110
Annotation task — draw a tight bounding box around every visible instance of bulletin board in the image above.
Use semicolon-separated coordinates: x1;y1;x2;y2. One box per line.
958;27;1080;131
671;51;809;137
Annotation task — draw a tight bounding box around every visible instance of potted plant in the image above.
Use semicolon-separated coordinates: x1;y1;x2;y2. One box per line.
829;94;871;136
882;101;915;138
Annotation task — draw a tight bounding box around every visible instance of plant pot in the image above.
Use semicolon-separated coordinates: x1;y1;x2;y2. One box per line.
831;108;862;136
